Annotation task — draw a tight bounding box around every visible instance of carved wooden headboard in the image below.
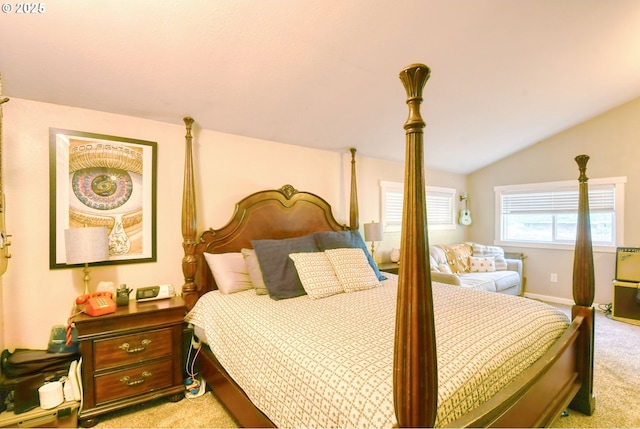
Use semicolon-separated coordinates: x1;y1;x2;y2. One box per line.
179;119;359;309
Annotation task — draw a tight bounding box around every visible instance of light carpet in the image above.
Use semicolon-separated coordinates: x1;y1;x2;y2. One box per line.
94;304;640;428
550;304;640;428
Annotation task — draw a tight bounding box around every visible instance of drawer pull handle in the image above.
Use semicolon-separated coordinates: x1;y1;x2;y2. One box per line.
119;339;151;353
120;371;152;386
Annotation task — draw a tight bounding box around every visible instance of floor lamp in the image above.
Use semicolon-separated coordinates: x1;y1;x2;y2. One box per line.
65;226;109;295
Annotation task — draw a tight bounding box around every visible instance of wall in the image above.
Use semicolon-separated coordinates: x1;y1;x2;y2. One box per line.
0;277;3;349
467;96;640;305
0;98;466;350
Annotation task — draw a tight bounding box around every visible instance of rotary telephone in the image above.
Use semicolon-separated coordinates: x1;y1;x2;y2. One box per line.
76;292;116;316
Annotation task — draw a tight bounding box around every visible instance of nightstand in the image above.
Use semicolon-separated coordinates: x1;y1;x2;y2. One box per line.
73;296;186;427
378;262;399;274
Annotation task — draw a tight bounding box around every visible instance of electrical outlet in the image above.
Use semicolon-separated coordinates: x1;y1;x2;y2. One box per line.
550;273;558;283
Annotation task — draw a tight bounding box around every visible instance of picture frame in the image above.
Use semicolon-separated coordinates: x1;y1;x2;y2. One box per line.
49;128;157;268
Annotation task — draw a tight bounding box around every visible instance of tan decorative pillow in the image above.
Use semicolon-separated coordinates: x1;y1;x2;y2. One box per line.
324;248;380;292
241;248;268;295
469;256;496;273
289;252;343;299
438;243;473;273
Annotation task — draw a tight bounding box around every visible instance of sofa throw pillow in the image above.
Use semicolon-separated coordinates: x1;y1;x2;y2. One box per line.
240;248;269;295
469;256;496;273
471;243;508;271
289;252;343;299
438;243;473;273
313;230;387;281
251;234;319;300
203;252;254;294
325;248;380;292
438;263;453;274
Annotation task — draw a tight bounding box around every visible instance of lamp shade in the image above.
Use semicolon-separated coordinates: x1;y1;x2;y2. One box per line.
363;222;383;242
64;227;109;265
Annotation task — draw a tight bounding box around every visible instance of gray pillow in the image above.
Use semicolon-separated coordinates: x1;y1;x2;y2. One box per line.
313;230;387;281
251;234;319;300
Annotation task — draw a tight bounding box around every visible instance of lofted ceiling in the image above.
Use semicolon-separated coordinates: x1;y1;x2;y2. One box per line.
1;0;640;174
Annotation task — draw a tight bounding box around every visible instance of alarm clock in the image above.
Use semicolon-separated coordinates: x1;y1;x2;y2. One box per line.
136;284;175;302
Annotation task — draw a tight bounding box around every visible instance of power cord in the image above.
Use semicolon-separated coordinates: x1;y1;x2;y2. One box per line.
184;328;206;399
598;302;612;319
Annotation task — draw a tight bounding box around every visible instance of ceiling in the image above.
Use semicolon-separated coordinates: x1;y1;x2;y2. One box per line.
2;0;640;174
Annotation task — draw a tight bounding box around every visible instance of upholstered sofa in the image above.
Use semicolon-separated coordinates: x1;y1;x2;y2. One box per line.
429;242;523;296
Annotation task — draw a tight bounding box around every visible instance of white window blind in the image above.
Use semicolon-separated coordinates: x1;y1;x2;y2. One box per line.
380;181;456;232
495;177;626;250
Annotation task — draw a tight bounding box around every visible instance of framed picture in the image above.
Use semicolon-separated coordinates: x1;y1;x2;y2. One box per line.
49;128;157;268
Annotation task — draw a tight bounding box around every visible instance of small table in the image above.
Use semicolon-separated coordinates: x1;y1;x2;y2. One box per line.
73;296;186;427
378;262;400;274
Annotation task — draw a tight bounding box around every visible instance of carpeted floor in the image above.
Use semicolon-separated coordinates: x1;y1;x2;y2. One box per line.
549;304;640;428
94;390;238;428
93;304;640;428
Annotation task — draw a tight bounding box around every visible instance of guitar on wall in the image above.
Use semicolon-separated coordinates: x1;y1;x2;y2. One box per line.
458;192;472;226
0;74;11;276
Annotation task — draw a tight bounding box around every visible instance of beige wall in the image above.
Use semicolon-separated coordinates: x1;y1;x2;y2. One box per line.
2;94;636;350
0;98;466;351
468;96;640;305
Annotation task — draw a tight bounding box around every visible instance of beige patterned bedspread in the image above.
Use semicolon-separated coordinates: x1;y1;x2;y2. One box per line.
185;275;569;428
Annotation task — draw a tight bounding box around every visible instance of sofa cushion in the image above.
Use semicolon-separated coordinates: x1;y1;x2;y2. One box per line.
429;246;448;266
471;243;508;271
490;271;521;292
469;256;496;273
438;243;472;273
459;271;520;292
454;274;495;292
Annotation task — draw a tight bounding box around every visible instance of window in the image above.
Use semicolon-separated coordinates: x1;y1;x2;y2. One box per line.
380;181;456;232
495;177;626;251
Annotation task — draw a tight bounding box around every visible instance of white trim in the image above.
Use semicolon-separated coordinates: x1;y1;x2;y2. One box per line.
494;176;627;192
494;176;626;251
524;292;603;309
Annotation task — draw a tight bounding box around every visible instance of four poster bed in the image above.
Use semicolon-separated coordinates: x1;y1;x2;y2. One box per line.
179;63;595;427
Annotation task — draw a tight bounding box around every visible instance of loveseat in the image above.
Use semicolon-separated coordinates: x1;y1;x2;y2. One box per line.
429;242;523;296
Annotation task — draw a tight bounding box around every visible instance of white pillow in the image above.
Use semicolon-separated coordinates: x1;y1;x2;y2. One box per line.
203;252;253;294
471;243;507;270
289;252;343;299
469;256;496;273
325;248;380;292
438;263;453;274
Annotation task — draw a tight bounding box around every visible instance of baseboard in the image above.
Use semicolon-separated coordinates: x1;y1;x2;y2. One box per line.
524;292;605;310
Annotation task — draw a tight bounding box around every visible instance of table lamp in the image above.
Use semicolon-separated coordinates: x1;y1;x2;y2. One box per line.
65;226;109;295
363;221;383;260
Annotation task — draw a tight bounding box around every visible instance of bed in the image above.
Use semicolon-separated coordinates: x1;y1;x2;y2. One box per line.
178;63;596;428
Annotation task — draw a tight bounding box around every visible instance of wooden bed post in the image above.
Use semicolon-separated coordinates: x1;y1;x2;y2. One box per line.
570;155;596;416
349;147;359;230
181;116;199;310
394;64;437;428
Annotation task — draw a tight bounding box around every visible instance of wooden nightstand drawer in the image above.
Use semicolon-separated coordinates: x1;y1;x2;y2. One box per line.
74;297;186;426
94;328;173;370
94;359;173;405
